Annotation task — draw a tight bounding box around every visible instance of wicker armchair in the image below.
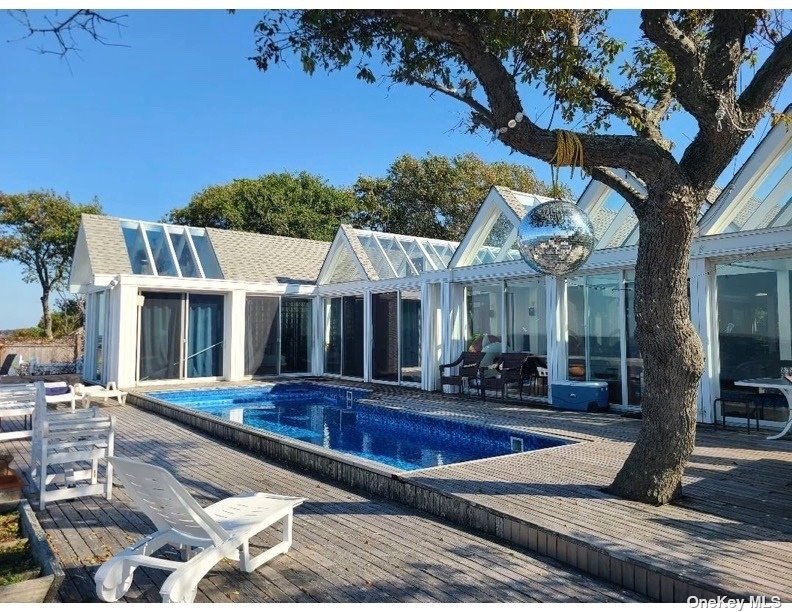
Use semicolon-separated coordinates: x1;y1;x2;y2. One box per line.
439;351;485;394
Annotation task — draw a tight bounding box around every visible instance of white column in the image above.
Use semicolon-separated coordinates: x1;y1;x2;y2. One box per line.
690;258;719;423
225;290;246;381
546;275;568;404
114;283;140;389
312;295;324;375
421;282;442;391
363;291;372;382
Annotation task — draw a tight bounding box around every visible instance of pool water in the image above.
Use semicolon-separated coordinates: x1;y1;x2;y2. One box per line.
148;383;571;471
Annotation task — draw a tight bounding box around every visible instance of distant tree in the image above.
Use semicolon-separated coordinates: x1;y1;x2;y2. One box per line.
0;190;101;340
43;295;85;338
353;153;561;241
165;172;360;242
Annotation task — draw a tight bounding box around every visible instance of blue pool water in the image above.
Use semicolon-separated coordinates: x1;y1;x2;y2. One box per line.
148;383;571;471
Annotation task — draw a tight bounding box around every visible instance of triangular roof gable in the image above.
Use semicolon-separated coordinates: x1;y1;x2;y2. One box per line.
449;186;524;268
316;226;374;285
68;222;93;291
699;105;792;236
577;170;647;251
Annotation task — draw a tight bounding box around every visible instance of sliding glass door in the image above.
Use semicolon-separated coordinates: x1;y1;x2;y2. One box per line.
342;295;364;377
400;290;422;384
372;292;399;382
187;294;224;378
323;295;364;378
281;298;313;374
138;291;225;382
245;296;280;376
139;292;183;381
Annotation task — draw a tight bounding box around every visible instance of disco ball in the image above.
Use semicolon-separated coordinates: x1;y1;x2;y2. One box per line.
517;199;595;276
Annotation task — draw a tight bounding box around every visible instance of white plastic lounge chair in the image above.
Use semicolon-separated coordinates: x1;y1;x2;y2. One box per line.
43;381;77;413
95;457;305;603
74;382;127;409
30;382;115;510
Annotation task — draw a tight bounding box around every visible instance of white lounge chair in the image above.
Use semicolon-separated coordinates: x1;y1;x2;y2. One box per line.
43;381;77;413
95;457;305;603
74;382;127;409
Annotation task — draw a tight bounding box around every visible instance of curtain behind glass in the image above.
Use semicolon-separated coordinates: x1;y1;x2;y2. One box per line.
187;294;224;378
282;298;312;373
342;295;364;377
372;292;399;381
245;296;280;375
139;292;182;380
324;298;342;374
506;281;546;355
400;291;422;383
93;291;107;381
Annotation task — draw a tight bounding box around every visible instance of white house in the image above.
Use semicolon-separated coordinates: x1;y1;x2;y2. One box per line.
70;110;792;431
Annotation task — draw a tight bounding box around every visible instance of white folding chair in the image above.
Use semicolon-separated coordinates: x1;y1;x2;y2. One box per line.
95;456;304;603
30;382;114;510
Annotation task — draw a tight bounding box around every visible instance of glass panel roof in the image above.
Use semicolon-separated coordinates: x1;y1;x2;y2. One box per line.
459;211;520;267
718;145;792;234
350;229;458;281
588;191;639;250
327;242;366;284
120;220;222;279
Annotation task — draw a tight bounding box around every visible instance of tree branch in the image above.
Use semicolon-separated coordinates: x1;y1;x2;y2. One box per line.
739;29;792;118
588;167;647;210
640;10;715;126
409;75;495;129
384;10;683;189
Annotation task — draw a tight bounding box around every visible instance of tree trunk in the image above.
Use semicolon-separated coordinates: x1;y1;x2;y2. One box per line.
41;289;53;340
608;185;705;505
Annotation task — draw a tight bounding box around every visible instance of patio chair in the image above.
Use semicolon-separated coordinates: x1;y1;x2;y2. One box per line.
0;353;19;376
30;382;115;510
476;352;529;400
439;351;485;394
0;383;35;439
95;457;305;603
74;382;128;409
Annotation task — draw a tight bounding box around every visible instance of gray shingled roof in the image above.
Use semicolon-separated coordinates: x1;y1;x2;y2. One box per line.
206;227;329;284
81;214;133;275
493;185;528;218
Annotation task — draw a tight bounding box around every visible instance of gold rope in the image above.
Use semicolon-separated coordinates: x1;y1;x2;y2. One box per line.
548;130;585;190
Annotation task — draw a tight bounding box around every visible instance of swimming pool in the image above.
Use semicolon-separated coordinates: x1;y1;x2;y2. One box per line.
147;383;571;471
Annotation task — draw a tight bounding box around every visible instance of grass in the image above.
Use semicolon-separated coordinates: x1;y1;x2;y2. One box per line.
0;511;40;587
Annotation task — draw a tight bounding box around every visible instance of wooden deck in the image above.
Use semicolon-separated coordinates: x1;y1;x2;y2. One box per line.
359;388;792;601
2;403;641;603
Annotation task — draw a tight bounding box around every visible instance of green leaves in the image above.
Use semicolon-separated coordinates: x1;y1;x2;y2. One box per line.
165;172;359;242
0;189;101;338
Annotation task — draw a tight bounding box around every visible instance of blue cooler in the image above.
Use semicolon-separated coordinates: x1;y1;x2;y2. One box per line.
551;381;609;412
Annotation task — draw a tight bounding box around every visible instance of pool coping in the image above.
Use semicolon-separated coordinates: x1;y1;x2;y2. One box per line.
126;384;732;603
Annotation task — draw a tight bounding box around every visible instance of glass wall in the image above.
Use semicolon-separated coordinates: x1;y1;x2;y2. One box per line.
342;295;364;378
187;294;224;378
567;274;624;405
400;291;422;384
324;297;342;374
624;271;643;405
139;292;183;381
716;256;791;422
323;295;364;378
372;292;399;382
466;284;503;352
506;279;546;355
245;296;280;376
281;298;313;374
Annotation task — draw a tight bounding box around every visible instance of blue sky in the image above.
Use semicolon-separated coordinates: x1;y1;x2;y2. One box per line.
0;10;789;328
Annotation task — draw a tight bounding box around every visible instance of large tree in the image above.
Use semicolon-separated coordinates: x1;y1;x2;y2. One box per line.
165;172;359;242
353;152;560;240
0;190;101;339
252;10;792;504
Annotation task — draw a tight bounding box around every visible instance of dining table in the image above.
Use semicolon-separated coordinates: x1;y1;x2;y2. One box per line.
734;377;792;440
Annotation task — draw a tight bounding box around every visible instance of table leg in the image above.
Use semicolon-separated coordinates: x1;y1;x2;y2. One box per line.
767;389;792;440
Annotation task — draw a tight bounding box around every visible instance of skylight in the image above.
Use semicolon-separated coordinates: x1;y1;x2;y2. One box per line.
120;221;223;279
354;229;458;280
